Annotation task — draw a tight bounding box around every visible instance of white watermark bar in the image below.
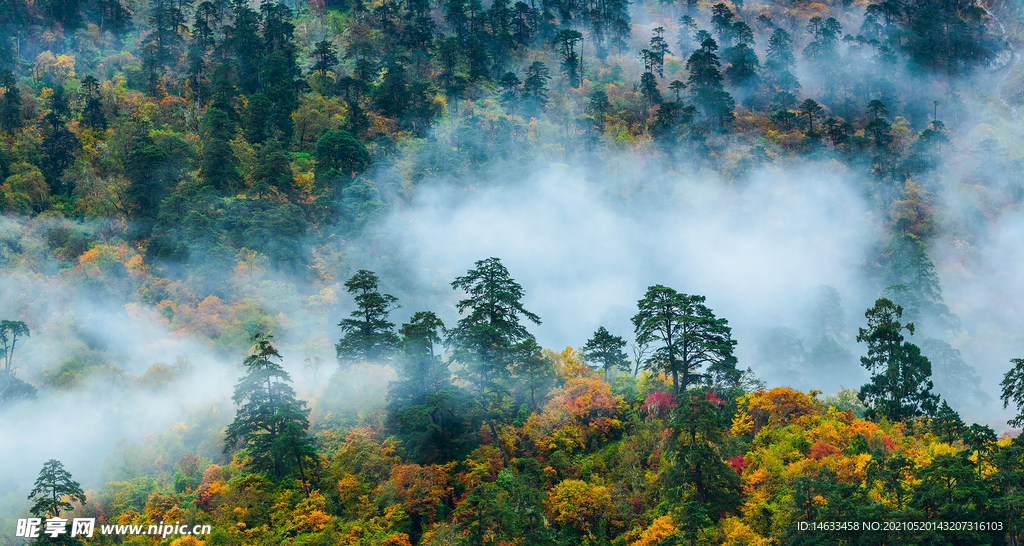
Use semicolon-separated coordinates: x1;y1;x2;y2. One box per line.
15;518;212;538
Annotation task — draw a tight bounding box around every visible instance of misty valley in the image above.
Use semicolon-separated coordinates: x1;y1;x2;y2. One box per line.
2;0;1024;544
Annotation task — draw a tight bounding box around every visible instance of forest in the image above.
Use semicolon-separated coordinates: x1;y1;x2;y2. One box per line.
2;0;1024;543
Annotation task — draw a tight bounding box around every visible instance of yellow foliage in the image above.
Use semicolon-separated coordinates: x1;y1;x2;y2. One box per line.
719;517;770;546
169;536;205;546
1;162;49;214
289;490;334;534
731;388;821;437
545;346;590;379
628;515;677;546
544;479;611;534
33;51;76;82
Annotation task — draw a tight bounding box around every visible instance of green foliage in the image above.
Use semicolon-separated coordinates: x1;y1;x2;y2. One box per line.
856;298;939;421
199;106;242;193
224;334;317;494
1001;358;1024;428
314;129;370;189
336;269;400;366
582;326;628;378
0;318;29;373
447;257;540;391
632;286;738;395
28;459;85;518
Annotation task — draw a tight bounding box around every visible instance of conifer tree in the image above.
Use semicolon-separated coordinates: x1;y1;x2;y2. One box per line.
335;270;400;365
224;334;316;496
583;326;628;378
633;287;738;395
28;459;85;518
448;257;540;392
856;298;939;421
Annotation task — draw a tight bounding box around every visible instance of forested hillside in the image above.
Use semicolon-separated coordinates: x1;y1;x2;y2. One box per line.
3;0;1024;543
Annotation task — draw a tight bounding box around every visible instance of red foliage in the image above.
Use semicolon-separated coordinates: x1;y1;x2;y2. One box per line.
809;440;840;460
705;391;726;406
642;391;676;418
883;437;896;451
728;455;747;474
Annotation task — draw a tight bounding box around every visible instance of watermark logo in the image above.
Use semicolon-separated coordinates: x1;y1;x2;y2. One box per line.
15;518;210;538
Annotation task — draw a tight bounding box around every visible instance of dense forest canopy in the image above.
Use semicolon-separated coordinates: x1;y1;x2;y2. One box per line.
3;0;1024;543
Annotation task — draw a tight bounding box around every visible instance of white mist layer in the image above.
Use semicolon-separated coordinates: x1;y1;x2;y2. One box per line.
379;161;880;382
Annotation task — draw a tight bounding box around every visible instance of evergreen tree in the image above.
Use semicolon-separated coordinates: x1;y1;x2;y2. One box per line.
0;69;22;134
632;286;738;395
582;326;628;378
40;87;80;195
199;105;242;193
856;298;940;421
146;0;188;92
798;98;823;136
222;0;262;93
80;75;107;130
765;28;799;92
921;338;988;410
663;389;741;539
553;29;583;87
311;39;340;77
1001;358;1024;428
963;423;997;477
243;93;273;145
125;139;173;222
250;138;294;199
511;337;552;410
686;38;735;126
224;334;316;496
521;61;550;115
448;257;540;392
28;460;85;518
710;3;735;45
335;270;400;365
930;399;964;443
723;42;759;87
0;319;29;374
314;129;369;191
387;312;476;464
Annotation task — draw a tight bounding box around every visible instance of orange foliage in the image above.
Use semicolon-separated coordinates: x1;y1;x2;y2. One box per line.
389;463;452;523
379;533;413;546
524;376;623;454
731;388;821;436
627;515;677;546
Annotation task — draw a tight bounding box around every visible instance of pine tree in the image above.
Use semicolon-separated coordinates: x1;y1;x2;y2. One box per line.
511;337;552;410
311;39;340;77
0;69;23;133
448;257;541;392
1001;358;1024;428
335;270;400;366
224;334;317;496
0;319;29;374
40;87;80;195
856;298;940;421
80;75;107;130
582;326;628;378
28;460;85;518
632;287;738;395
250;138;294;199
199;105;242;193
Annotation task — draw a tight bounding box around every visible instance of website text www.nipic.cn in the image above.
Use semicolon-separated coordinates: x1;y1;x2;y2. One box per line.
15;517;212;539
